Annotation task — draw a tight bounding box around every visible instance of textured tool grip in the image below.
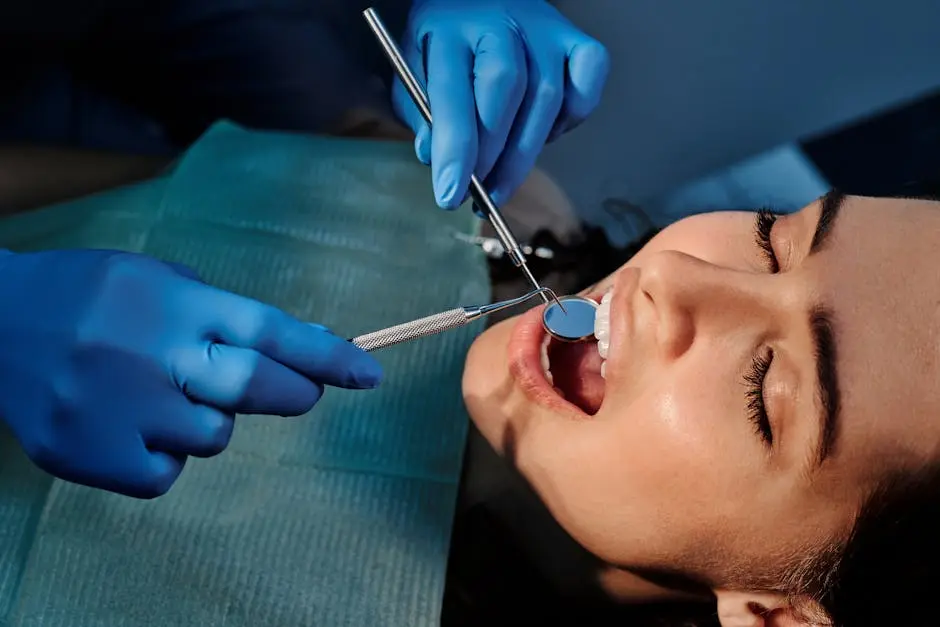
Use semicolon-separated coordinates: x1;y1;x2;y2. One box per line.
351;308;468;352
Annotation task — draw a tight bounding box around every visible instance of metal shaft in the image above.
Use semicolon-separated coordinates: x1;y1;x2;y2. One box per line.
362;7;551;306
349;287;556;352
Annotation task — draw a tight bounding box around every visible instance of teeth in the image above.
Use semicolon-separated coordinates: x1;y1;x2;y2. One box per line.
539;335;553;384
594;289;612;361
601;361;607;379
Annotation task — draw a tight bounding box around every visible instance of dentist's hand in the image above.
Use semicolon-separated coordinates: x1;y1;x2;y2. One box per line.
0;249;382;498
394;0;609;209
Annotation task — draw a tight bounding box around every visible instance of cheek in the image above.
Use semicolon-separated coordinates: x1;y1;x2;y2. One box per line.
604;378;745;504
526;364;758;564
603;351;750;472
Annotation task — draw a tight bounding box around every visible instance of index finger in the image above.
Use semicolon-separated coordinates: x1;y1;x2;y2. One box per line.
425;31;478;209
200;286;383;389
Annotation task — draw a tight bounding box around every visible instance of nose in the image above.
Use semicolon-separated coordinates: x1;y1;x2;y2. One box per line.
638;250;772;359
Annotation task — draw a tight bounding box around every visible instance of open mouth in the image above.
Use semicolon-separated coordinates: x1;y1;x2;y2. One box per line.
539;290;612;415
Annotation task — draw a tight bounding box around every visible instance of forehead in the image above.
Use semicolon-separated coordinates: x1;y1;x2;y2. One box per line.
812;196;940;474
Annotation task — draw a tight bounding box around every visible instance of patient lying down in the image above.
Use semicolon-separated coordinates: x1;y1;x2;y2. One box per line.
461;191;940;627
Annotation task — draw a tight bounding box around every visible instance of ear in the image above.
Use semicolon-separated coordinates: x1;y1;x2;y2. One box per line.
714;589;831;627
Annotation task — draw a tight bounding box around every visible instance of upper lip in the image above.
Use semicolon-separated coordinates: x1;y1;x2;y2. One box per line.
506;291;606;419
605;269;636;378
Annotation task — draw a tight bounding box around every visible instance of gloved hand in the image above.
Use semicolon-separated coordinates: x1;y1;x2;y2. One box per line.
393;0;610;209
0;249;382;499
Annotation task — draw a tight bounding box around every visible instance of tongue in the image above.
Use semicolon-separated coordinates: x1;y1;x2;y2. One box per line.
548;339;605;415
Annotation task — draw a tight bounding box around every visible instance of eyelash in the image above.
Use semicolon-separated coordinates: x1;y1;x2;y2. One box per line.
745;209;780;447
754;209;780;273
744;349;775;446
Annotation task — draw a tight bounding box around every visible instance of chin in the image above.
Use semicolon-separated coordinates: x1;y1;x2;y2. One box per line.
462;317;522;455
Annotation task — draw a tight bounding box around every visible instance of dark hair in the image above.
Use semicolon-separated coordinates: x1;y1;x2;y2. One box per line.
639;464;940;627
698;463;940;627
807;463;940;626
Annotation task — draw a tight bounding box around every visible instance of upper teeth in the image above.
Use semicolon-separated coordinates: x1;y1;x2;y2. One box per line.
595;290;612;378
539;289;613;384
595;290;612;357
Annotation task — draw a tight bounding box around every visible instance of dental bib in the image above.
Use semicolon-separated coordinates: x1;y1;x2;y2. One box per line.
0;121;489;626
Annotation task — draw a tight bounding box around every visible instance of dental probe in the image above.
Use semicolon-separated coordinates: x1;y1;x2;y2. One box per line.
350;287;557;352
362;7;564;314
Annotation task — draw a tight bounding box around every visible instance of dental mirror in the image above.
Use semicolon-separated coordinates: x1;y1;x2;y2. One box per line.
542;295;597;342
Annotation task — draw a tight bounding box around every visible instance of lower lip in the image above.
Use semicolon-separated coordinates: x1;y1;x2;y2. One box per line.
507;293;604;418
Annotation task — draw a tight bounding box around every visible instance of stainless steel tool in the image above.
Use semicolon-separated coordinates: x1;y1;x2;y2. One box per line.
350;287;556;352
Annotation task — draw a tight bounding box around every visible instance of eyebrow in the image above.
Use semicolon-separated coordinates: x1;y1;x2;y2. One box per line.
806;189;846;466
810;307;840;466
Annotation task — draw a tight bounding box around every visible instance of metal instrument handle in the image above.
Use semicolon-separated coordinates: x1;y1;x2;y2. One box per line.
350;308;468;352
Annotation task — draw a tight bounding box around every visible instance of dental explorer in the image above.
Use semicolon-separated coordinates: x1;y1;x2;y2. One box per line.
362;7;564;314
350;287;556;352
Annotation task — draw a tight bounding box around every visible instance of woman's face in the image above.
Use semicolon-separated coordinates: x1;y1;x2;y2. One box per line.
462;193;940;589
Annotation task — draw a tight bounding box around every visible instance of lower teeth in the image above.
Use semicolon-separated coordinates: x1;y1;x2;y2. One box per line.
540;335;554;384
541;337;609;384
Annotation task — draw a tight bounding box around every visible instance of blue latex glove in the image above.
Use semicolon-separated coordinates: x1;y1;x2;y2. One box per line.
0;249;382;499
394;0;610;209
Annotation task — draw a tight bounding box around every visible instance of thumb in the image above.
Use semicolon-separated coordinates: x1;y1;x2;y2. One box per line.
413;123;431;165
563;38;611;125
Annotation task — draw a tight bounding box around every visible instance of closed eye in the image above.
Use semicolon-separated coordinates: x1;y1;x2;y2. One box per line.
754;209;780;273
744;349;774;446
